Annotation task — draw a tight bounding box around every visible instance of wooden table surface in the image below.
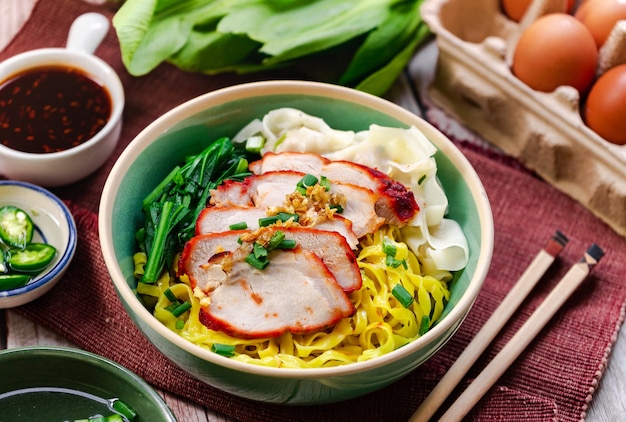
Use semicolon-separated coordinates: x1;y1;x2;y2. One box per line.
1;1;624;421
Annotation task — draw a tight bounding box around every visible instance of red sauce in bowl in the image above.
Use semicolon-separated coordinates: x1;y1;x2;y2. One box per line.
0;65;112;154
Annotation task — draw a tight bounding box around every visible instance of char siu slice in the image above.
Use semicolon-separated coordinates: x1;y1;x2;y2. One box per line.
209;170;385;238
181;227;362;293
249;152;419;225
195;205;359;249
198;248;355;339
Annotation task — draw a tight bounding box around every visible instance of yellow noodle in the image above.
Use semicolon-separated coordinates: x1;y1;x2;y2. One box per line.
136;225;452;368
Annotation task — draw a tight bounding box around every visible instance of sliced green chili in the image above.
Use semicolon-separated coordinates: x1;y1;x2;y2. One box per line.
0;205;34;249
8;243;57;272
0;274;31;291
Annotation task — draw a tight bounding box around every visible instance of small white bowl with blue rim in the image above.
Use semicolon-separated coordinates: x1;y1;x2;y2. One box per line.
0;180;77;308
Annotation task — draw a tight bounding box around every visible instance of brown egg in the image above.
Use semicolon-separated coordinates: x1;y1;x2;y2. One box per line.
585;64;626;145
512;13;598;94
501;0;573;22
575;0;626;48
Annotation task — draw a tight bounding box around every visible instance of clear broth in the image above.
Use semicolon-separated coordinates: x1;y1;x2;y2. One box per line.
0;386;127;422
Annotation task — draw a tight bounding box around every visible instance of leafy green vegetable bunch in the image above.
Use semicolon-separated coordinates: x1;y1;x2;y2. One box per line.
112;0;430;96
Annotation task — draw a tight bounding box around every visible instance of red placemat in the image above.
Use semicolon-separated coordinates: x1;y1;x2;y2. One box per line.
3;1;626;421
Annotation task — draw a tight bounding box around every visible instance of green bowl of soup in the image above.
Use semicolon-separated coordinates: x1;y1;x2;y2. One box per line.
99;81;493;404
0;346;175;421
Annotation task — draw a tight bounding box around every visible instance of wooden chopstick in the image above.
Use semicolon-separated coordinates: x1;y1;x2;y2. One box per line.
409;230;569;422
437;243;605;422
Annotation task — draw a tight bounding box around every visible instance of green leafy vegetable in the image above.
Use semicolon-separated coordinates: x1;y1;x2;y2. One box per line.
137;137;250;284
112;0;430;96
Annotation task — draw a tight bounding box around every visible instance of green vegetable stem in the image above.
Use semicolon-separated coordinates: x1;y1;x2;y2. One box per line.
112;0;430;96
138;137;250;284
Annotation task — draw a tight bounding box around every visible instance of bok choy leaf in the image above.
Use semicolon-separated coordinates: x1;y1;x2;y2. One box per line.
112;0;430;96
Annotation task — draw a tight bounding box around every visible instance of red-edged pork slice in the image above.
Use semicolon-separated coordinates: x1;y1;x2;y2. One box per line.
195;206;359;249
195;206;269;236
180;230;244;292
181;227;362;293
210;171;385;238
199;248;354;339
249;152;419;225
279;227;361;292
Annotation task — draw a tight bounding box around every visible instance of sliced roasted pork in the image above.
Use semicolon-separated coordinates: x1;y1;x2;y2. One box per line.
279;227;361;292
180;230;244;292
210;170;385;238
198;248;355;339
195;205;359;249
249;152;419;225
181;227;361;293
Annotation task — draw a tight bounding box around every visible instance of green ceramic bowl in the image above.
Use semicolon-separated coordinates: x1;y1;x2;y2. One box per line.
99;81;494;405
0;346;176;421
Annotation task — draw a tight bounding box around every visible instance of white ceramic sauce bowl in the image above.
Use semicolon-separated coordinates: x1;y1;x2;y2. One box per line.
0;13;124;187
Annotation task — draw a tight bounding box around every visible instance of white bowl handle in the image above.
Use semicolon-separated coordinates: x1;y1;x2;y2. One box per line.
65;13;110;55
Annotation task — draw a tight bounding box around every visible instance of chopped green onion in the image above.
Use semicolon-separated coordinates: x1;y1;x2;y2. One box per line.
252;242;268;259
246;252;269;270
386;254;408;269
175;320;185;330
329;204;344;213
277;239;297;250
171;301;192;317
419;315;431;336
296;173;319;194
211;343;236;357
111;398;138;422
275;212;299;223
382;237;407;269
273;134;286;151
320;175;331;191
392;284;414;308
229;221;248;230
382;238;397;257
418;174;427;185
258;216;280;227
163;288;177;302
245;135;265;153
233;157;249;175
267;231;286;250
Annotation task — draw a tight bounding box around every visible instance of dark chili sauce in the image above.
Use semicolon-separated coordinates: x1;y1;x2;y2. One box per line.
0;65;112;153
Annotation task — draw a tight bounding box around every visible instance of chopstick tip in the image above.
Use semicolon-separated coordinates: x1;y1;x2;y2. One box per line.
583;243;605;264
545;230;568;257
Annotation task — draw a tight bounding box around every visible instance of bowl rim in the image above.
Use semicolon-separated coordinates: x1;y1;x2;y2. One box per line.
0;48;125;161
99;80;494;379
0;180;77;300
0;345;176;421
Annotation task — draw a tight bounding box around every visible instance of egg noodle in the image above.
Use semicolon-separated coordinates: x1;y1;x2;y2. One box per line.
133;108;467;368
134;225;451;368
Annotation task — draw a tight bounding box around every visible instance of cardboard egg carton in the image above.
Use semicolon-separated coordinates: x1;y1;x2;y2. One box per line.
421;0;626;237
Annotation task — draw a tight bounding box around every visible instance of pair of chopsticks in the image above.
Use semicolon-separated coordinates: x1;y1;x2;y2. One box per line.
410;231;605;422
